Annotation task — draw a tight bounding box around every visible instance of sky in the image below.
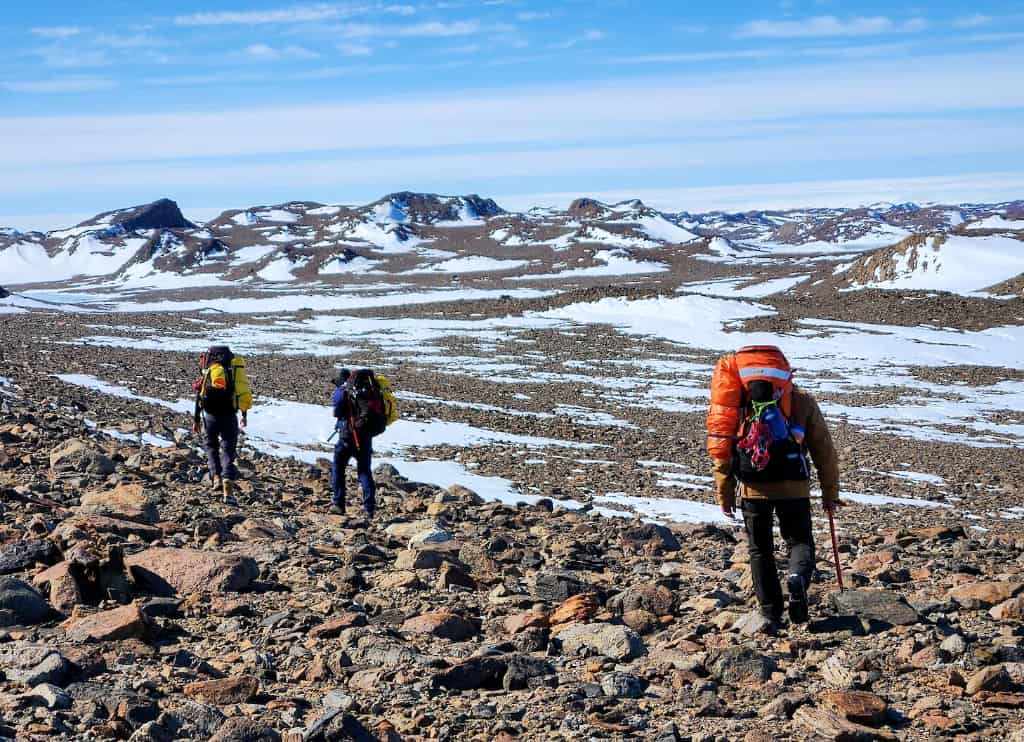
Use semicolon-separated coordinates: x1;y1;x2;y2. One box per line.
1;0;1023;229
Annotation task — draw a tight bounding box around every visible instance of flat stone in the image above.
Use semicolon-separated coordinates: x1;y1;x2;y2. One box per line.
711;646;777;685
208;717;280;742
966;665;1013;696
733;610;778;637
504;610;549;635
819;690;888;726
830;589;919;626
557;622;645;661
0;577;50;626
64;603;154;643
184;675;260;705
401;611;477;641
231;518;291;541
309;612;367;638
50;439;115;476
125;548;259;595
533;570;593;603
56;515;162;543
793;706;896;741
394;548;459;570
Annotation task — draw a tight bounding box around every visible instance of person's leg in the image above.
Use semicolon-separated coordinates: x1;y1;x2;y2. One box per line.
355;444;376;516
220;414;240;480
742;498;784;621
331;444;351;510
777;498;815;585
777;497;814;623
203;415;222;479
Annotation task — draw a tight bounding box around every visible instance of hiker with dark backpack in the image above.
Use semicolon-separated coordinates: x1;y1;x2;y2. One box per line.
192;345;253;502
329;368;398;517
706;345;841;627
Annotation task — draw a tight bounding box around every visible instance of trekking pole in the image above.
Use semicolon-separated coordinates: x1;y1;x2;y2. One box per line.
828;507;845;592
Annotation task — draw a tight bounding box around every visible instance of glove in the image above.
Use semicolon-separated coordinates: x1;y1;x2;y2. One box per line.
240;412;248;430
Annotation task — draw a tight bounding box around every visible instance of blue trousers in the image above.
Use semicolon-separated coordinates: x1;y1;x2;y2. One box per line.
331;441;375;514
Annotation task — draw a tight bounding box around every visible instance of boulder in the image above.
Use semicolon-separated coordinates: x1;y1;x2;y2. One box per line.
183;675;260;705
711;646;777;685
64;603;154;642
550;593;600;626
0;643;72;686
947;581;1024;609
990;596;1024;622
27;682;72;710
0;577;50;626
55;515;162;543
533;569;593;603
557;622;645;661
32;562;83;612
77;483;159;523
819;690;888;726
125;548;258;595
620;523;681;554
49;439;115;476
966;665;1013;696
608;584;674;617
0;539;60;574
830;589;919;626
401;611;477;641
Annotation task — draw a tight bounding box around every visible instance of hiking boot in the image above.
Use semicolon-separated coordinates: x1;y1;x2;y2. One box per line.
222;479;238;505
329;503;346;516
211;475;222;493
787;573;809;624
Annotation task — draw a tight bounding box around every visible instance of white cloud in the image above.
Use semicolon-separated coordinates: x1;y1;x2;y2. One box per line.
243;43;320;60
735;15;927;39
2;49;1022;171
516;11;552;21
34;45;110;69
0;77;116;94
333;19;484;38
175;4;351;26
31;26;83;39
338;42;374;56
953;14;992;29
552;28;606;49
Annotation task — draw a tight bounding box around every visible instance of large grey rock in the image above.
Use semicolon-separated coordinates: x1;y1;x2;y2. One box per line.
711;646;777;685
830;589;920;626
557;622;645;661
27;682;72;709
0;577;50;626
601;671;646;698
49;439;115;476
533;569;593;603
0;643;72;687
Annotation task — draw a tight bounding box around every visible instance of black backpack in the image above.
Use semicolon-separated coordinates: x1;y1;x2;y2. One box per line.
200;345;236;415
346;369;387;438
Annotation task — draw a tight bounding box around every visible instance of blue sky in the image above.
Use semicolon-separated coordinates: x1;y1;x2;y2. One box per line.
2;0;1023;228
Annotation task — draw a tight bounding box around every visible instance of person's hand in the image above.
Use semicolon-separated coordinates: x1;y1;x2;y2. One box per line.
823;498;845;513
719;493;736;519
240;413;248;430
192;422;199;434
721;503;734;519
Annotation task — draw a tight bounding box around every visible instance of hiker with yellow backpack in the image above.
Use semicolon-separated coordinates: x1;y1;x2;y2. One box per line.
192;345;253;502
707;345;841;628
329;368;398;518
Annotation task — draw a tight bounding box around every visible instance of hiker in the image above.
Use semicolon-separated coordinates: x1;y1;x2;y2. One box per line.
706;345;840;626
192;345;253;501
329;368;398;517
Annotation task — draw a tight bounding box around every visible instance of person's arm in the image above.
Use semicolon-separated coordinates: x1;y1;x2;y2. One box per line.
803;394;841;508
332;387;346;419
713;457;738;517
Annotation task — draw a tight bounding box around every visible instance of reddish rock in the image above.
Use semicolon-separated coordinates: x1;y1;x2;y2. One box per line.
183;675;259;705
64;604;153;643
819;689;888;726
990;596;1024;622
32;562;82;613
850;551;896;573
55;515;161;543
77;483;158;523
503;611;549;635
401;611;476;641
550;593;600;626
125;548;258;595
309;612;368;638
966;665;1013;696
946;581;1023;609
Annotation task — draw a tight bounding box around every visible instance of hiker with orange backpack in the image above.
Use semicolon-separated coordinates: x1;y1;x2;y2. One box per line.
329;368;398;517
192;345;253;502
706;345;841;626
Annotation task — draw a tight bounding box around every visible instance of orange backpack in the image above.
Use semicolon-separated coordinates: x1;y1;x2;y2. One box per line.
706;345;793;461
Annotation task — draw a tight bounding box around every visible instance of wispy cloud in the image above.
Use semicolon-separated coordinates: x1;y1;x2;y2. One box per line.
516;11;552;21
174;3;420;26
34;45;110;69
338;42;374;56
735;15;927;39
953;14;992;29
1;77;116;94
31;26;84;39
552;29;606;49
334;19;487;38
244;43;320;60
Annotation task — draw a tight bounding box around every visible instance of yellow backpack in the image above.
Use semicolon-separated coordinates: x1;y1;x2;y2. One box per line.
375;373;399;427
198;347;253;414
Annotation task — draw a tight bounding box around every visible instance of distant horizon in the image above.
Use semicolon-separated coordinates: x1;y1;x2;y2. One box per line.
1;171;1021;233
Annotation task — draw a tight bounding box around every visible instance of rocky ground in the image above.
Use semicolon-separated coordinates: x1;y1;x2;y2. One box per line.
2;294;1024;741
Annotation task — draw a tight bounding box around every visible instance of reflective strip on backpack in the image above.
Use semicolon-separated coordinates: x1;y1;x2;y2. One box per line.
738;366;791;381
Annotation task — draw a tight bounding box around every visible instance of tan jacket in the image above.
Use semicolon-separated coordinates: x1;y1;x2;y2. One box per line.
713;387;839;509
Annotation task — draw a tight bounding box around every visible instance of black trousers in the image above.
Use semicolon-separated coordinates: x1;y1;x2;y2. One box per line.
742;497;815;620
203;413;239;480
